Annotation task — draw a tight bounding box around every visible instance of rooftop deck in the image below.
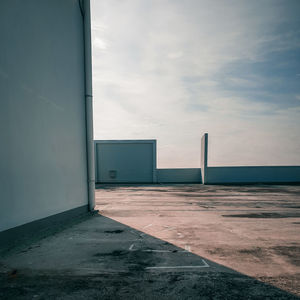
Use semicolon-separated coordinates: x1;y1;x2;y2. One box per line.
1;184;299;298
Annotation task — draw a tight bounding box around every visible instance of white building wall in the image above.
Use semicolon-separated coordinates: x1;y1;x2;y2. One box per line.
0;0;89;232
157;169;202;183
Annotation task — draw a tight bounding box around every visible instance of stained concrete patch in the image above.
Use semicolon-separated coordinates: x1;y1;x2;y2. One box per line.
272;246;300;267
222;212;300;218
94;250;128;257
104;230;124;234
90;249;157;272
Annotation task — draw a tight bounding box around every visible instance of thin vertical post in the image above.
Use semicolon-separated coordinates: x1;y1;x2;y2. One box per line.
201;133;208;184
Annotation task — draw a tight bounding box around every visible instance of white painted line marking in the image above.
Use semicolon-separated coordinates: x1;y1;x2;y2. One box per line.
141;249;188;253
143;224;153;229
130;230;144;238
130;230;138;236
129;245;191;253
201;259;210;267
161;226;176;232
185;245;191;252
146;259;209;270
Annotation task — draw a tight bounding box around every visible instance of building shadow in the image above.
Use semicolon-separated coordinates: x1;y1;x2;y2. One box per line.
0;213;299;299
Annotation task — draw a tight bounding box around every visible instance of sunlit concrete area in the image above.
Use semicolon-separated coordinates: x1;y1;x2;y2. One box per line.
1;184;299;299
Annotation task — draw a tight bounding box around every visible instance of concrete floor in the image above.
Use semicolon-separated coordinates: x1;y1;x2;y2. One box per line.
1;184;300;299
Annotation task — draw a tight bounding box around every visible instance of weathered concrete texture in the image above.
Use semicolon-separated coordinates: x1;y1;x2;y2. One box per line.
95;184;300;297
0;184;300;299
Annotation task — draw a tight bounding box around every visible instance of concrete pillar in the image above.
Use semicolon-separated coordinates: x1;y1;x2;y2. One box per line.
201;133;208;184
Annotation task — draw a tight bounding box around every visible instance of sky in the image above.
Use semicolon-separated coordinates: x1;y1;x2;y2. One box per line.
91;0;300;167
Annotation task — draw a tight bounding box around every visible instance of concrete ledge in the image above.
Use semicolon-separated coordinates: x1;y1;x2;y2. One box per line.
157;168;202;183
206;166;300;184
0;205;88;254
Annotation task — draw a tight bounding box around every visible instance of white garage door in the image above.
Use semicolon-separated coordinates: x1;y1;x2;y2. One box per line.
95;141;155;183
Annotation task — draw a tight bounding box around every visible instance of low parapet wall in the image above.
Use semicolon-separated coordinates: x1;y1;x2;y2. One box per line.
200;133;300;184
157;168;202;183
205;166;300;184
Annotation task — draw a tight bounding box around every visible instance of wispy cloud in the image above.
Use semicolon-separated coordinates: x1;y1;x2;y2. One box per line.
93;37;108;51
91;0;300;167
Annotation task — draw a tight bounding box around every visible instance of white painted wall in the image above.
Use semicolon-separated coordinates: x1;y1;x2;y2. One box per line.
95;140;156;183
157;169;202;183
201;134;300;184
0;0;89;232
206;166;300;184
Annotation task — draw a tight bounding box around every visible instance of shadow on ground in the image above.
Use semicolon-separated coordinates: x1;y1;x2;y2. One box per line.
0;213;299;299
